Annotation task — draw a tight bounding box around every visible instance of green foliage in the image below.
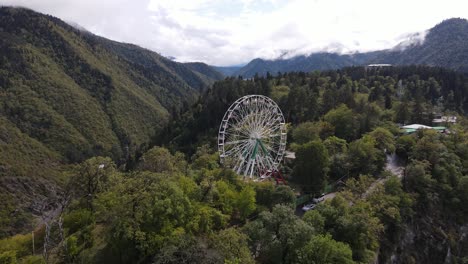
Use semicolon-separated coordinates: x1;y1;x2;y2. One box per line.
210;228;254;264
458;176;468;215
324;136;349;180
18;256;45;264
347;135;385;176
63;235;79;263
292;140;330;194
297;234;355;264
302;210;325;234
395;134;416;158
251;182;296;210
244;205;313;264
316;196;383;262
292;122;320;144
155;235;221;264
324;105;359;141
412;130;447;166
63;209;94;235
323;136;347;155
69;156;116;211
0;233;33;259
138;146;185;173
0;251;17;264
236;186;256;220
368;127;396;152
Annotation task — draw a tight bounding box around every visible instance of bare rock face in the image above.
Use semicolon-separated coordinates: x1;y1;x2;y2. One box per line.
379;220;468;264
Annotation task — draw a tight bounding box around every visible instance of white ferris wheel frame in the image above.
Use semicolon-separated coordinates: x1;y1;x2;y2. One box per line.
218;95;287;180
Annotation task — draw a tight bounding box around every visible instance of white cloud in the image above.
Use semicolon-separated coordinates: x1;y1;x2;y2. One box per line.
1;0;468;65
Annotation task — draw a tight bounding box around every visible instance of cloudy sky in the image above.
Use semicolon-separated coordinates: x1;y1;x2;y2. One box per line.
1;0;468;66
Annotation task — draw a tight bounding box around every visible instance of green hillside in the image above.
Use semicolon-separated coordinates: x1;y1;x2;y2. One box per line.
0;7;218;164
373;18;468;71
183;62;224;83
0;6;218;236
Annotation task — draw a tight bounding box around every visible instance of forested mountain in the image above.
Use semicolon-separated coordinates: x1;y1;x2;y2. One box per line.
1;6;468;264
183;62;224;83
234;53;375;78
233;18;468;77
0;6;219;165
371;18;468;71
213;65;243;76
0;6;218;237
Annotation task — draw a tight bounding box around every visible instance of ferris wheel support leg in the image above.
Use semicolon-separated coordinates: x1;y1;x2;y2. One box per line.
243;159;252;177
249;159;255;178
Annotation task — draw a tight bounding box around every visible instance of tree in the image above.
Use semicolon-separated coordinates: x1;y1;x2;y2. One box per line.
303;210;325;234
236;186;256;221
324;136;349;180
252;182;296;210
95;172;197;261
155;235;222;264
411;130;447;167
297;234;355;264
323;136;347;156
244;205;313;264
458;176;468;216
70;156;116;211
324;104;358;141
405;160;436;206
210;228;255;264
292;140;330;194
292;122;320;144
347;136;385;176
368;127;395;152
395;101;411;124
395;135;416;160
138;146;181;173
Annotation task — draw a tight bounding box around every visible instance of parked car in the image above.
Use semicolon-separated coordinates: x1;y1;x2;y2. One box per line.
302;203;316;211
312;195;325;204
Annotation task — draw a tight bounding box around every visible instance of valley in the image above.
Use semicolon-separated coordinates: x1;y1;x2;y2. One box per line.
0;6;467;264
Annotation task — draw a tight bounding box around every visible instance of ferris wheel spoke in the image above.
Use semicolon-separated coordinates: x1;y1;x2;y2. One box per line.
224;139;249;145
224;142;250;157
218;95;287;180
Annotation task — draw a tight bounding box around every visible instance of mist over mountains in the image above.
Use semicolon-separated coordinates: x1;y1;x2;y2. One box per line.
224;18;468;77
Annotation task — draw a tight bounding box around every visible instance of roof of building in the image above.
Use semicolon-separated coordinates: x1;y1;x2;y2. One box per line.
401;124;448;134
367;64;392;67
402;124;432;130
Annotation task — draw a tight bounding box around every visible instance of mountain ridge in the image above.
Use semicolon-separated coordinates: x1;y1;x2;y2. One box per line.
230;18;468;77
0;6;222;234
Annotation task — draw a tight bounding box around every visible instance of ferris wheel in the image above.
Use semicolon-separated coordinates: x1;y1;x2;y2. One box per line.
218;95;287;180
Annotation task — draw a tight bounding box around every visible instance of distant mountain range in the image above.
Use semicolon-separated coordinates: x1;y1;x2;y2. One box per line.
221;18;468;77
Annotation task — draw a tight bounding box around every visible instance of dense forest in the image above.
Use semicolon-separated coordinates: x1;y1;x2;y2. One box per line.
1;63;468;264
